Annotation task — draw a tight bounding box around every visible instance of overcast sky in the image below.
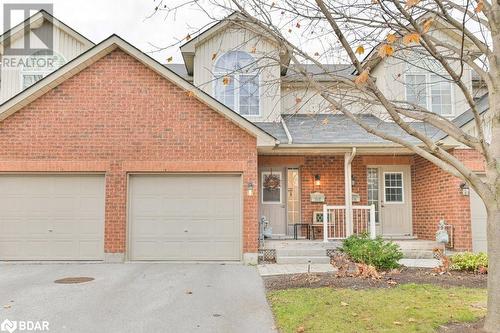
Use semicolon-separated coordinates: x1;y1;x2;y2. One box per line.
0;0;213;63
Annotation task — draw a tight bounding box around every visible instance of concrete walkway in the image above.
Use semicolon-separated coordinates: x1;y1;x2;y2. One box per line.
0;263;276;333
258;264;336;276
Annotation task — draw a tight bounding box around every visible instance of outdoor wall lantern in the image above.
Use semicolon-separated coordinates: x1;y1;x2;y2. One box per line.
247;182;254;196
460;182;470;196
314;174;321;186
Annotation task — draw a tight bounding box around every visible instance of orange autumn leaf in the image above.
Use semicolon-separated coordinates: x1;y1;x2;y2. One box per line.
355;45;365;55
354;68;370;86
405;0;420;8
222;76;231;86
378;44;394;58
403;33;420;45
422;18;433;33
386;34;397;44
475;0;484;12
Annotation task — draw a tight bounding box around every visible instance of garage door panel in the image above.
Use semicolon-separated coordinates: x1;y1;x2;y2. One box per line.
129;175;241;261
0;175;105;260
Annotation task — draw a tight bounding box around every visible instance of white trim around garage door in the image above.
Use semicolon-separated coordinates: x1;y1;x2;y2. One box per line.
125;172;244;262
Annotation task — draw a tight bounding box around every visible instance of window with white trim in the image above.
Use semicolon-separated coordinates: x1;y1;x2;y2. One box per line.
405;73;453;116
384;172;403;203
214;51;260;116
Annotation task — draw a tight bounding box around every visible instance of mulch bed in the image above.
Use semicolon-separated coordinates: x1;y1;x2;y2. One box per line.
264;267;487;291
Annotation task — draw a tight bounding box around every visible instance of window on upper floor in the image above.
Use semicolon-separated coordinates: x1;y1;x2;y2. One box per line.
214;51;260;116
20;51;66;90
405;52;454;116
405;73;453;116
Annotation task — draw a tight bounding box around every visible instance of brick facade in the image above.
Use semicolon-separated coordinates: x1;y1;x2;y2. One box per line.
411;149;484;251
0;49;259;256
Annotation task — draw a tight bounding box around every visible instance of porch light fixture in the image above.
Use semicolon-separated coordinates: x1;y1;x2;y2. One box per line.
460;182;470;196
314;174;321;186
247;182;254;196
351;175;356;187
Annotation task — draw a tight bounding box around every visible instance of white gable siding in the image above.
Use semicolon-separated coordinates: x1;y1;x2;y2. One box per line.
193;26;282;122
0;20;90;103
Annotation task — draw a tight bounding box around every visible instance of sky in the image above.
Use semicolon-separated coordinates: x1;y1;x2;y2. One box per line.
0;0;214;63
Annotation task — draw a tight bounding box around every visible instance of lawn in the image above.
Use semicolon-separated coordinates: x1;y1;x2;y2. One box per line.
268;284;486;333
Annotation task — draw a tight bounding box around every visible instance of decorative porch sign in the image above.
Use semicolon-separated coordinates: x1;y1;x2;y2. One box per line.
310;192;325;203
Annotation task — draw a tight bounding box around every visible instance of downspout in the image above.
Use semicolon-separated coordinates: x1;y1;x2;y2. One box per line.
344;147;357;237
281;116;293;144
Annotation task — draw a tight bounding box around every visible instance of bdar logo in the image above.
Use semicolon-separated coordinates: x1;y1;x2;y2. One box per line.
0;319;17;333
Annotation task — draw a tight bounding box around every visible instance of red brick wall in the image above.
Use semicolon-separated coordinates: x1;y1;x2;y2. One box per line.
0;49;259;255
411;149;483;251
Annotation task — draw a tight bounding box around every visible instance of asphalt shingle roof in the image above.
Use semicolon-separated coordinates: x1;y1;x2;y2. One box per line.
256;114;442;145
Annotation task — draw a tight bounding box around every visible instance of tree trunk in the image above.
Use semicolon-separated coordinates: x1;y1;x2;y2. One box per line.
483;207;500;333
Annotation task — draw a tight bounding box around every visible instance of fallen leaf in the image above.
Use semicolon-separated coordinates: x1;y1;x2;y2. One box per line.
167;56;173;63
378;44;394;58
408;318;417;323
296;326;305;333
387;280;398;285
354;68;370;86
403;33;420;45
355;45;365;55
386;34;397;44
393;321;402;325
341;301;349;306
422;18;433;33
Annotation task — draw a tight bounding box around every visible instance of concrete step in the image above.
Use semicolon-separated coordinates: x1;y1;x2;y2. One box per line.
276;256;331;264
401;249;436;259
276;248;327;257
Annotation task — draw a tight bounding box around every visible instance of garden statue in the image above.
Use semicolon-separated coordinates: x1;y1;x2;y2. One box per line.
435;219;449;245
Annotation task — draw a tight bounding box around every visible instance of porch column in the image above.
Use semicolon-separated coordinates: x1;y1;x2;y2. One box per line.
344;148;356;237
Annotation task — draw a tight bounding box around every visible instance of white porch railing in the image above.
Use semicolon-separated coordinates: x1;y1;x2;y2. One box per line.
323;204;376;241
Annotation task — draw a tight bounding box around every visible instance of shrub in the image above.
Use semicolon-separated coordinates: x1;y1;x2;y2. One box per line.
450;252;488;273
339;234;403;270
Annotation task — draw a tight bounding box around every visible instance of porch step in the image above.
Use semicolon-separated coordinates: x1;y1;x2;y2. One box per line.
276;256;331;264
401;249;436;259
276;248;328;257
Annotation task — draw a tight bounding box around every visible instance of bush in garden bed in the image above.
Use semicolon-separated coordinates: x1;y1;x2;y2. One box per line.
450;252;488;273
339;234;403;270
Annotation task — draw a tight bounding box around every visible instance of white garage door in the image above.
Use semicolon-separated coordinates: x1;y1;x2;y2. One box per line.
129;174;242;261
471;189;488;253
0;175;105;260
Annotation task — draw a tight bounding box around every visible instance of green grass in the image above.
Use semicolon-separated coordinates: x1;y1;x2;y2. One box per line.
268;284;486;333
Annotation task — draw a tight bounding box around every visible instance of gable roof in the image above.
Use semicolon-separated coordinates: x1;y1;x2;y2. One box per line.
179;12;290;76
0;34;277;147
0;9;94;52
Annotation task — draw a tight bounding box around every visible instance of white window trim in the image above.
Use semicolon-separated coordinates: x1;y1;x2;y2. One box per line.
261;171;282;204
404;73;455;117
20;71;49;91
212;52;261;117
367;167;380;224
383;172;404;204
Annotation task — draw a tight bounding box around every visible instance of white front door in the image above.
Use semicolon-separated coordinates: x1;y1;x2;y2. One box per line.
259;168;287;235
379;165;412;236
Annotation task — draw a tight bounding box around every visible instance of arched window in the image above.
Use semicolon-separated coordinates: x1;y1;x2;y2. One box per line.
214;51;260;116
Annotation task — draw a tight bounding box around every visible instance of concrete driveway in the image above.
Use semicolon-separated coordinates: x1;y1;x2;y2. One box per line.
0;263;276;333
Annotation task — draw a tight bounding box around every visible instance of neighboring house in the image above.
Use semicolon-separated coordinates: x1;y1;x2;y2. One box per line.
0;11;488;264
